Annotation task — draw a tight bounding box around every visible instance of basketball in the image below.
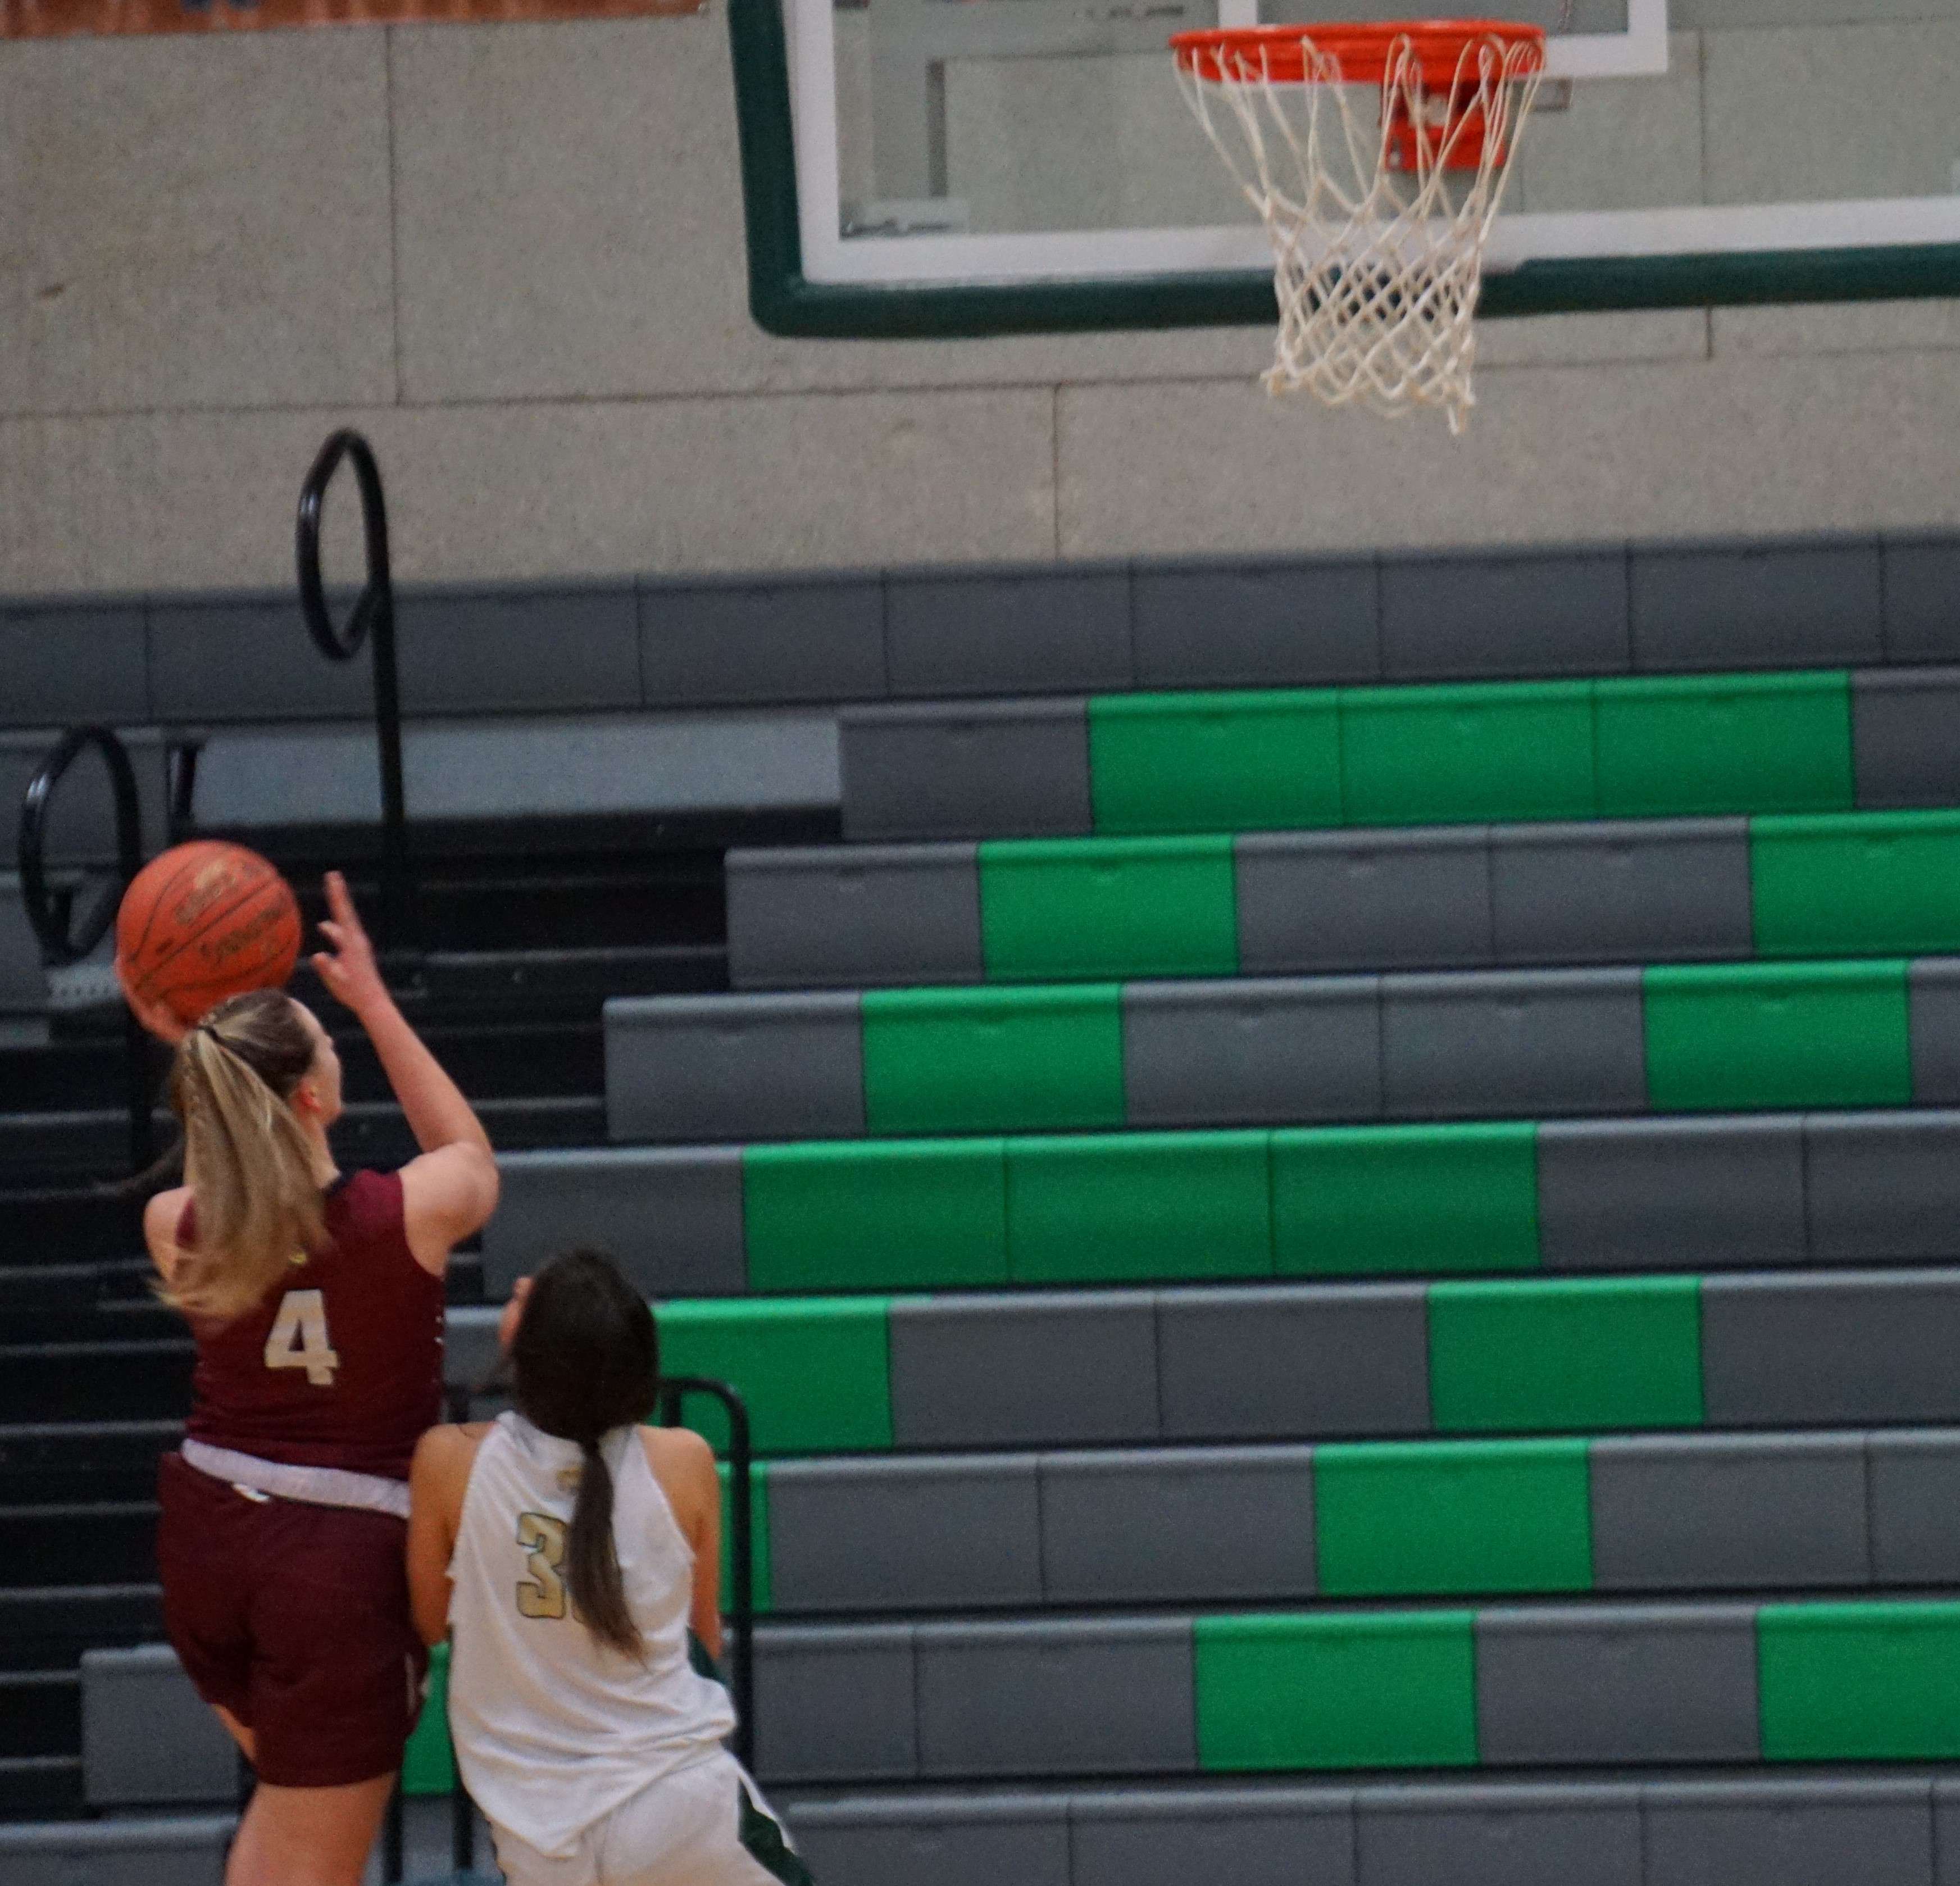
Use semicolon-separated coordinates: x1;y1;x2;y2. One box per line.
115;841;303;1029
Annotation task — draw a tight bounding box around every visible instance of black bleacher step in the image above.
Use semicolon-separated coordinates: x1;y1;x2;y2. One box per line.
336;1020;602;1103
0;1263;104;1313
2;1505;153;1589
0;1341;192;1424
0;1244;480;1315
403;943;727;1016
0;1754;84;1820
329;1097;608;1168
311;861;729;954
0;1095;608;1185
0;1586;163;1670
0;1423;180;1505
0;1037;169;1115
4;1016;604;1110
0;1191;140;1265
0;1303;175;1348
0;1265;177;1341
229;805;840;873
0;1671;77;1758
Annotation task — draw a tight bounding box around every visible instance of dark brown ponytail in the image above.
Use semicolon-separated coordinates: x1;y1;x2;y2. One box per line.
508;1249;660;1658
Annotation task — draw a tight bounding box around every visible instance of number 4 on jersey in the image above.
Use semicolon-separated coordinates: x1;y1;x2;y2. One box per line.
264;1288;340;1387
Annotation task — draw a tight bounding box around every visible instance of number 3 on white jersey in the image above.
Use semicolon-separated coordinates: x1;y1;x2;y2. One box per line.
264;1289;339;1387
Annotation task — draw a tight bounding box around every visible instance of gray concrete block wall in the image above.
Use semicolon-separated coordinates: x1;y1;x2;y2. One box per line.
3;20;1960;595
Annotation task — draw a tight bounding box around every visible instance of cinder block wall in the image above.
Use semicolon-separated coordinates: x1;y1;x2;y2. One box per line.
2;13;1958;596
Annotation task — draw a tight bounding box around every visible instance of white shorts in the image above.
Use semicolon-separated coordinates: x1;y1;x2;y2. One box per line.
487;1750;810;1886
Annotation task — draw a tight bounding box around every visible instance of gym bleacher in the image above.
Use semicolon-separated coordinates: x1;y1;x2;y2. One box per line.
8;529;1960;1885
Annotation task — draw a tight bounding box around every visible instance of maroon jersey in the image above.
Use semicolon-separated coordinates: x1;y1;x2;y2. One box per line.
181;1169;444;1481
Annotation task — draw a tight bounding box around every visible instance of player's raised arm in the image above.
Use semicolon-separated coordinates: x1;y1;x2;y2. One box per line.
311;870;500;1272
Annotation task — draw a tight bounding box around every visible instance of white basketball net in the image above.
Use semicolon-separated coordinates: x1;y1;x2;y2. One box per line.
1175;30;1545;433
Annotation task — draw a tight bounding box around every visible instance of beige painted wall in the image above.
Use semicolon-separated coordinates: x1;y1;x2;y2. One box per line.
1;12;1958;596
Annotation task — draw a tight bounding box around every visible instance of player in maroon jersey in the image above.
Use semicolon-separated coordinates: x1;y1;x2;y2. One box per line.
134;871;500;1886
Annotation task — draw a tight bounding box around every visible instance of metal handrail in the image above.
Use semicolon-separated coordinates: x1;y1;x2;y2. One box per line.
381;1375;758;1882
295;430;413;951
16;725;154;1169
659;1374;758;1772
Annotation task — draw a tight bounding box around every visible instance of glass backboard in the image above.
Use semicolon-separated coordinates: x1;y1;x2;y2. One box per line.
728;0;1960;333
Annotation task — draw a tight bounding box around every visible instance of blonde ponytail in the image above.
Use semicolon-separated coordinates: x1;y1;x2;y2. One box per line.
160;990;326;1321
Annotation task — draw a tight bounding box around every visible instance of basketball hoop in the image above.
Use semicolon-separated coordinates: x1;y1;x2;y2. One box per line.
1171;20;1548;433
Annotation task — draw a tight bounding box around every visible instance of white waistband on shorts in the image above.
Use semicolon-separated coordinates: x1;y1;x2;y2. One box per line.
180;1437;411;1519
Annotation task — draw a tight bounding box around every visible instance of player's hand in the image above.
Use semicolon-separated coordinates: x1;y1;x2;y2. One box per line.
498;1275;533;1355
311;872;389;1019
118;966;188;1044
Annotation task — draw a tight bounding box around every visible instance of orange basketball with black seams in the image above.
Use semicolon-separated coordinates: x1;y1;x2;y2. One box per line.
116;841;303;1028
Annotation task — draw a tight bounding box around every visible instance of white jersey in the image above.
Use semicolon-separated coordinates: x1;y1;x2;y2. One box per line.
446;1412;738;1859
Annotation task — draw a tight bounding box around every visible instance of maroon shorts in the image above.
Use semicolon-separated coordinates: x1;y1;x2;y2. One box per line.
156;1451;429;1788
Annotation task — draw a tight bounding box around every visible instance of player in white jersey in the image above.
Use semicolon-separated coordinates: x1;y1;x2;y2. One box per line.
406;1249;810;1886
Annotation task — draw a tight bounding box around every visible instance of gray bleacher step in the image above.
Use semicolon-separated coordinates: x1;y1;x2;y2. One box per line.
838;669;1960;847
776;1771;1956;1886
695;1430;1922;1616
89;1598;1936;1803
461;1267;1960;1448
725;819;1757;991
0;1811;233;1885
474;1111;1960;1301
181;710;840;833
82;1645;236;1808
603;957;1960;1143
10;540;1956;735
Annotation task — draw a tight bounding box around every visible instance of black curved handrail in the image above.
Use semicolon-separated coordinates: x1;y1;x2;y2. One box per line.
296;430;412;951
16;725;154;1168
17;726;142;965
659;1374;758;1773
